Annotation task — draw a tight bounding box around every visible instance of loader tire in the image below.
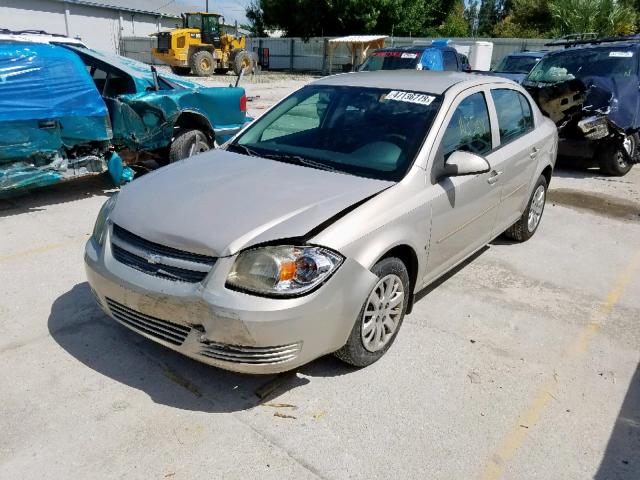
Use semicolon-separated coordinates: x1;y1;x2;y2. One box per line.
233;50;253;75
191;51;215;76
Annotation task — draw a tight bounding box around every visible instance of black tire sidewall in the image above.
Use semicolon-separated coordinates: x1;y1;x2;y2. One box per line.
191;51;214;76
169;130;211;162
521;175;548;240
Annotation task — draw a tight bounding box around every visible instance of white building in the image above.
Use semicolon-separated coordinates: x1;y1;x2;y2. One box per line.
0;0;181;53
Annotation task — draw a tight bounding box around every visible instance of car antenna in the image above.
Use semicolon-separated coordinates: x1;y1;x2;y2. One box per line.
151;65;160;91
233;66;246;88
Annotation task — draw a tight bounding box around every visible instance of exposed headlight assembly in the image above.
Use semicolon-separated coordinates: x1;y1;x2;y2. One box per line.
92;194;118;246
226;245;344;297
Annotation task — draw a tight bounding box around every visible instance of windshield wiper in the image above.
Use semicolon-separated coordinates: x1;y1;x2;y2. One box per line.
264;153;338;172
226;143;260;157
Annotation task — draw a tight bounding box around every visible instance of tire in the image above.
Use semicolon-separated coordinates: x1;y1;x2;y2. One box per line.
334;257;410;367
168;129;212;163
170;66;191;75
233;50;253;75
504;175;547;242
598;133;637;177
214;68;230;75
190;50;215;76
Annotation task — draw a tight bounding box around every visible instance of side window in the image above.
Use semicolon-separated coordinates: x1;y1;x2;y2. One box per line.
490;89;534;144
443;51;458;71
441;92;492;158
261;93;325;141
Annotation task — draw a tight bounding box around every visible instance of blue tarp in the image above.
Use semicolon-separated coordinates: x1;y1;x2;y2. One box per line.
420;48;445;71
0;43;108;122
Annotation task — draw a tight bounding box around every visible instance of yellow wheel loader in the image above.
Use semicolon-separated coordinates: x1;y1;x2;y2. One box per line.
151;12;257;76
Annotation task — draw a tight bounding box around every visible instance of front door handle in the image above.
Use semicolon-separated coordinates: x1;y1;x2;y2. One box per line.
487;170;502;185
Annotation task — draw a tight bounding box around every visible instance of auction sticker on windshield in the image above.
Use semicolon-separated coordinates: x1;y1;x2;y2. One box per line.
385;91;435;105
609;51;633;57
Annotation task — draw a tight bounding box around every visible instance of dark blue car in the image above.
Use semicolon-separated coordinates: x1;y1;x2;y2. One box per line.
492;51;545;83
523;37;640;176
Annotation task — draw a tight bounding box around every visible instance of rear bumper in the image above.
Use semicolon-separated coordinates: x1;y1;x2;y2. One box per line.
84;227;377;374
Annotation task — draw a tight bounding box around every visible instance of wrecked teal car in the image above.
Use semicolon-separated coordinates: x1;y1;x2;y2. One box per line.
0;42;248;194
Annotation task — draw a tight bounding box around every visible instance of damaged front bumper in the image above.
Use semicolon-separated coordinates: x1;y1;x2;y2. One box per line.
84;225;378;374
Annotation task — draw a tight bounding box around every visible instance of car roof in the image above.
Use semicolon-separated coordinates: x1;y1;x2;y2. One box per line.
505;51;546;57
312;70;511;95
547;41;640;56
373;45;457;53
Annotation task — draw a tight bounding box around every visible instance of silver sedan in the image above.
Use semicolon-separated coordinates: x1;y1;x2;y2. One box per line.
85;71;557;374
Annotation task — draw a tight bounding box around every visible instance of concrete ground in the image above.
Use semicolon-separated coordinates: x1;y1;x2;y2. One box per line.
1;73;640;480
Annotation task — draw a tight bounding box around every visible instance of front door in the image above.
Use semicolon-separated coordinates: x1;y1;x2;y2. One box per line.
423;89;502;284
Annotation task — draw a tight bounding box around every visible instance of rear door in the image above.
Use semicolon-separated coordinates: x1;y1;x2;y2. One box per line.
487;88;539;234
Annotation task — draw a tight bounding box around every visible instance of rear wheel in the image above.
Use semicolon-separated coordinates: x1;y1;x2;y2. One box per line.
170;66;191;75
169;129;212;162
504;175;547;242
191;51;215;76
334;257;409;367
599;133;637;177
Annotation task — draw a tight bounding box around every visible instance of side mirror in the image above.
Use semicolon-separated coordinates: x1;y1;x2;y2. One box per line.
444;150;490;176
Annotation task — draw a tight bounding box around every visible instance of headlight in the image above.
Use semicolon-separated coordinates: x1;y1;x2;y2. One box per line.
92;194;118;246
226;245;344;297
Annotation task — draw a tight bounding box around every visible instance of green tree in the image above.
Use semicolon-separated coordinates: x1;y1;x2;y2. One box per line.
464;0;480;35
245;0;266;36
431;1;470;37
246;0;460;38
549;0;636;36
477;0;499;36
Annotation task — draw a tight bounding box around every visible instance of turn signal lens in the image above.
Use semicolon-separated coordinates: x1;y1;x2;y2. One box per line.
240;95;247;112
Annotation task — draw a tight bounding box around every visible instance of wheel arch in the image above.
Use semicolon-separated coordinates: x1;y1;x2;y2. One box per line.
375;244;420;314
541;164;553;187
173;110;215;143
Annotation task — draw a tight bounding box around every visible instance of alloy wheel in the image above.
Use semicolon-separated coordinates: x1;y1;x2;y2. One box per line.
527;184;545;233
361;274;405;352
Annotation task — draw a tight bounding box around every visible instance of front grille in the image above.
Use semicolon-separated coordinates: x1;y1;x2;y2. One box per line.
112;244;209;282
157;32;171;51
106;298;191;346
198;341;302;365
111;224;216;283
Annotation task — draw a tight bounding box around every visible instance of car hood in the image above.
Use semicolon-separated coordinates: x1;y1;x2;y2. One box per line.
111;150;393;257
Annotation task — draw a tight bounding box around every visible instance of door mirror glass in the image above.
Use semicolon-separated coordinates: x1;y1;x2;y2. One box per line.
445;150;490;176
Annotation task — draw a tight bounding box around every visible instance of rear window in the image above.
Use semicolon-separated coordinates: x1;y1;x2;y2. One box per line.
360;51;420;71
490;89;534;144
527;47;637;83
494;55;541;74
442;51;458;71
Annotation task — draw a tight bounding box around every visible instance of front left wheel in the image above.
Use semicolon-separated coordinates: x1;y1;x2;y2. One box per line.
334;257;410;367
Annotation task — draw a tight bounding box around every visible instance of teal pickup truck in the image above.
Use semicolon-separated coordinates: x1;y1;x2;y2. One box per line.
0;42;249;194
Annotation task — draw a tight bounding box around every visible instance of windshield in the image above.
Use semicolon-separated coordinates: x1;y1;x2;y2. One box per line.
185;14;201;29
229;85;442;181
494;55;541;74
360;52;420;71
527;47;637;83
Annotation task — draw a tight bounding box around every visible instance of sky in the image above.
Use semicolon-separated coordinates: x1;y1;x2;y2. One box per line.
176;0;250;25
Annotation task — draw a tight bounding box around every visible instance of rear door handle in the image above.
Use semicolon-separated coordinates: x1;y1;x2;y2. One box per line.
530;146;540;158
487;170;502;185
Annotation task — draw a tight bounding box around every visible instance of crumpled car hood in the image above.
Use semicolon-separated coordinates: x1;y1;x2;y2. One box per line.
110;150;393;257
524;73;640;132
